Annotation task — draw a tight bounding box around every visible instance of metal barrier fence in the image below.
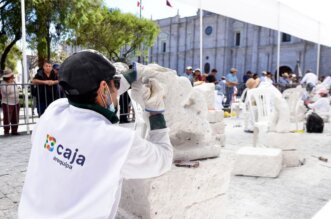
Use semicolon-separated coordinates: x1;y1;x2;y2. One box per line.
0;83;135;136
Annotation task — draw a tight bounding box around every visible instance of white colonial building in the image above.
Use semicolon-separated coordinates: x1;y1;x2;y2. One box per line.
148;11;331;81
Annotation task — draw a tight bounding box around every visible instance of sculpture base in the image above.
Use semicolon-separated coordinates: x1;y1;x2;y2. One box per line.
174;143;222;161
233;147;283;178
119;158;231;219
259;132;303;167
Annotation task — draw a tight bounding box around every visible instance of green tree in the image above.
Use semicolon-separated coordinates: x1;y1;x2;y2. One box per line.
1;44;21;71
28;0;103;67
74;8;159;63
0;0;30;70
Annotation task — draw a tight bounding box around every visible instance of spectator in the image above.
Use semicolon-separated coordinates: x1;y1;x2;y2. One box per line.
306;88;330;121
224;68;238;108
206;68;218;83
279;72;290;91
32;60;59;116
252;73;259;80
243;71;252;84
216;76;226;95
1;69;20;135
52;63;60;76
260;71;267;82
265;72;274;84
53;63;65;98
301;70;318;93
319;75;326;84
321;75;331;90
181;66;193;85
193;68;203;85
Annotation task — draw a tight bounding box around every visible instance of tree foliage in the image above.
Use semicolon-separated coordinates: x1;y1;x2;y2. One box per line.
28;0;103;67
0;0;159;71
74;8;159;63
0;42;21;71
0;0;31;70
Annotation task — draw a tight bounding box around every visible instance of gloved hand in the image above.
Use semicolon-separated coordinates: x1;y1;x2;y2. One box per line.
143;78;165;113
122;62;150;85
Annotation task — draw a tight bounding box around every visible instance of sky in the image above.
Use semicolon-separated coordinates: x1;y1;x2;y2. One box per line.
104;0;197;20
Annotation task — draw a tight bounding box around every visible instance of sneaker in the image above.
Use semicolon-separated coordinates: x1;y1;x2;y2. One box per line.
11;132;20;136
244;130;254;133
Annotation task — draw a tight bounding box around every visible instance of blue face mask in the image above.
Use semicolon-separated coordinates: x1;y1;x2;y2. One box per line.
107;100;116;113
105;86;117;113
102;87;117;113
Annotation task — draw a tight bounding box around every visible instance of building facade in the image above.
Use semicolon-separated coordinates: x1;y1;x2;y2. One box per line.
149;11;331;81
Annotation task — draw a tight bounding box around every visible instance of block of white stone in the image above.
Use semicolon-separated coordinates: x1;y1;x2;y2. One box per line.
258;132;303;167
174;144;221;161
259;132;301;150
207;110;224;123
210;122;225;135
193;83;216;110
282;150;302;167
233;147;282;178
119;158;231;219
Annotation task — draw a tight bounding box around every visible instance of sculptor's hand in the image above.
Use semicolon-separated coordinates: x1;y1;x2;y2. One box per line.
122;62;150;85
143;78;165;113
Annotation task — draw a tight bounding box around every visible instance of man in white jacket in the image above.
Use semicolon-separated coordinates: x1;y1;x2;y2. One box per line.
18;50;173;219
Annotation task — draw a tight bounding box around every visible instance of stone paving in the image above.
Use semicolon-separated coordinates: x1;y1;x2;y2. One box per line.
0;134;31;219
1;120;331;218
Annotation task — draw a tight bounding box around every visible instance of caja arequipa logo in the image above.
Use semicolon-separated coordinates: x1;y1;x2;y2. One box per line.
44;134;56;152
43;134;86;169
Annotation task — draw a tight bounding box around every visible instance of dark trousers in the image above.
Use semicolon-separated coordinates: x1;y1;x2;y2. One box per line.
224;86;234;107
2;103;20;134
37;102;47;117
119;91;131;123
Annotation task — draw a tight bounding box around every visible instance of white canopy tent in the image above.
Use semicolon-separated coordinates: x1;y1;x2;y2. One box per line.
176;0;331;78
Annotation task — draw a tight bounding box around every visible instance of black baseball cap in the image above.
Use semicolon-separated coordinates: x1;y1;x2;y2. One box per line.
59;50;116;95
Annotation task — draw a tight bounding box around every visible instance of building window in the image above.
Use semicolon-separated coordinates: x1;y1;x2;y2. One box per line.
235;32;241;46
282;33;291;42
162;42;166;53
204;62;210;73
205;26;213;35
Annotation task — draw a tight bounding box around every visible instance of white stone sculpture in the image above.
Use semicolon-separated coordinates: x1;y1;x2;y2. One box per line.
114;62;224;160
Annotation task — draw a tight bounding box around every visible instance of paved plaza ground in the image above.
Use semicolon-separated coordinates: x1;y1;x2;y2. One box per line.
0;118;331;218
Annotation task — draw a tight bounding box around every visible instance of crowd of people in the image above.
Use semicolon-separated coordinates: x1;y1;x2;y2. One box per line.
179;65;331;133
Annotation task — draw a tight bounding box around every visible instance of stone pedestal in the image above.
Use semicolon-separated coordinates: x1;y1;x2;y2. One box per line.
259;132;303;167
233;147;283;178
174;144;221;161
119;158;231;219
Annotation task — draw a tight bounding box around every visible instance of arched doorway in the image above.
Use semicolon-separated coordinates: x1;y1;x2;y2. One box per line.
274;66;293;81
204;62;210;74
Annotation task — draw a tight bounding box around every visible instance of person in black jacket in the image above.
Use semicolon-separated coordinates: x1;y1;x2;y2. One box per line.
32;60;59;116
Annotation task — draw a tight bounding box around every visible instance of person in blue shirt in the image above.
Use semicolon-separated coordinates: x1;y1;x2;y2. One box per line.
279;72;290;92
224;68;238;108
181;66;193;85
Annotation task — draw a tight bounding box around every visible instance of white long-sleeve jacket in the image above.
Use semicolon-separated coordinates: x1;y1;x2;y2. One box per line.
18;98;173;219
